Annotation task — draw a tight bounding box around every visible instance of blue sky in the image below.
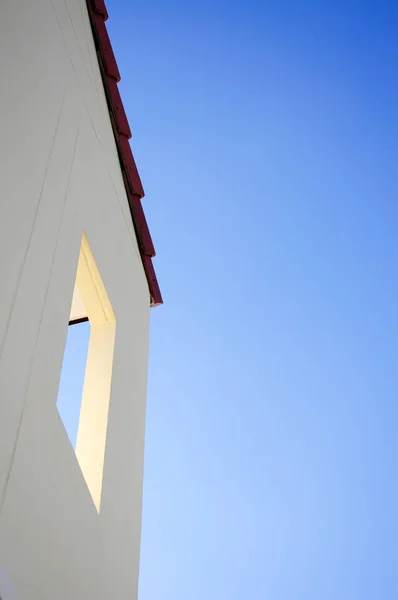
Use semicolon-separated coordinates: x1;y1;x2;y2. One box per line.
59;1;398;598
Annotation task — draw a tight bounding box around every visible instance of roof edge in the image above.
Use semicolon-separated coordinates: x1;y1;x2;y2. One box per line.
86;0;163;307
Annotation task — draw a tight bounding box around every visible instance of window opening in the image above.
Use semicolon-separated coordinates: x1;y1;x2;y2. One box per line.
56;233;116;511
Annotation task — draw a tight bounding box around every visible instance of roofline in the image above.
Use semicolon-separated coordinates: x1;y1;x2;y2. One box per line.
86;0;163;307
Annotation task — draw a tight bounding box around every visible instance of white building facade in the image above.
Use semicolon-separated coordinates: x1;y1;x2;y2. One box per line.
0;0;161;598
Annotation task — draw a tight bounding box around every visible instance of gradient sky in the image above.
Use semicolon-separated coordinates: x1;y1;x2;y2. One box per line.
58;1;398;598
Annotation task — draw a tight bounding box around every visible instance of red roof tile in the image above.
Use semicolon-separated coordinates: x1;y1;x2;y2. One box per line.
86;0;162;306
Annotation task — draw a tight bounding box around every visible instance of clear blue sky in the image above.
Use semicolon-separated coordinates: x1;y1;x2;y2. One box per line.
59;1;398;598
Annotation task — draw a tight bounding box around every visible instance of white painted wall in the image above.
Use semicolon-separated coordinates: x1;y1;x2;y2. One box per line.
0;1;150;598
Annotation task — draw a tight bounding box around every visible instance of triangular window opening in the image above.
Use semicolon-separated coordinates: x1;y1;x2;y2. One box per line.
56;233;116;512
57;286;90;448
57;317;90;449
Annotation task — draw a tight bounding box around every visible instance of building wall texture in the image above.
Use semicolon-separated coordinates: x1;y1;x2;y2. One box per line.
0;1;150;598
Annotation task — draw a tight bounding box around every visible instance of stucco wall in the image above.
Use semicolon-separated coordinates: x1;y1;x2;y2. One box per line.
0;1;150;598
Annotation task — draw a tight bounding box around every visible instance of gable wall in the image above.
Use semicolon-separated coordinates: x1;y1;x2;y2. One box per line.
0;1;150;598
